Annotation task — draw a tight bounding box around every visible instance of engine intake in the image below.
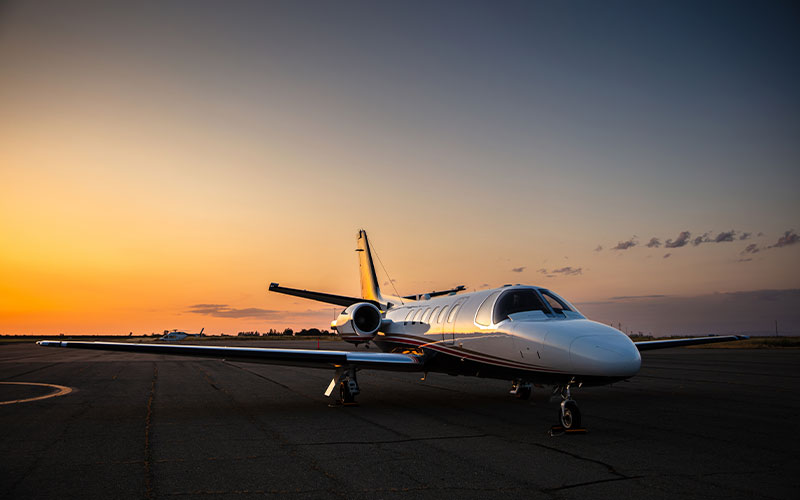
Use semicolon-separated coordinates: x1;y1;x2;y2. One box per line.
332;302;382;343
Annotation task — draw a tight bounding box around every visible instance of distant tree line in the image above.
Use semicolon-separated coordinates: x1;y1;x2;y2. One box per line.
237;328;334;337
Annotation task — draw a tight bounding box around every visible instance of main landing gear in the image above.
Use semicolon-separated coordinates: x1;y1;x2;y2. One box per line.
325;367;360;406
510;379;532;399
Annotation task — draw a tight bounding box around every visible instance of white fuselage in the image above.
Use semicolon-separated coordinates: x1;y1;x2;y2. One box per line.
376;286;641;385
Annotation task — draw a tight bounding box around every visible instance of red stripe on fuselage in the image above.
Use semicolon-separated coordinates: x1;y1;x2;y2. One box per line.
378;334;565;374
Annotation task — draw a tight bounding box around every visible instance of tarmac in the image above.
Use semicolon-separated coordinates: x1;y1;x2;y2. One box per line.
1;340;797;499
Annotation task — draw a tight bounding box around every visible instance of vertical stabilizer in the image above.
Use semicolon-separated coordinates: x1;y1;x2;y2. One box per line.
357;230;384;304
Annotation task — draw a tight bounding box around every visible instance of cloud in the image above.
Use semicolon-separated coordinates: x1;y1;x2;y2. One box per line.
594;245;603;252
612;237;637;250
609;294;668;300
188;304;282;319
713;230;737;243
741;243;760;255
511;266;526;273
665;231;691;248
550;266;582;276
645;237;661;248
692;232;711;246
537;266;582;277
663;253;671;259
737;258;753;263
769;230;799;248
739;232;751;241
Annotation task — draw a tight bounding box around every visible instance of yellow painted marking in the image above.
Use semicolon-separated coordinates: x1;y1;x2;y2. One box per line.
0;382;73;405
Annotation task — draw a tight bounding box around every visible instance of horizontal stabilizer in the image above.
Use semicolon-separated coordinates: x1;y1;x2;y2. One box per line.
37;341;422;371
268;283;381;308
634;335;749;351
403;285;466;300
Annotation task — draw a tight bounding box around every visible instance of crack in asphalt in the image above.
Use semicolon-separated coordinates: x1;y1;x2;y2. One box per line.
194;364;350;500
532;442;626;478
5;400;93;496
144;363;158;500
162;485;541;497
222;361;317;400
543;475;644;492
5;362;61;380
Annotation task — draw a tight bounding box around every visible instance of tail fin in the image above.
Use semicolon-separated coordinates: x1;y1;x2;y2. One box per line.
357;230;384;304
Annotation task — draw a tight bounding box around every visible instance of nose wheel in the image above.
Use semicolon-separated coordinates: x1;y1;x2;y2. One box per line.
559;400;581;429
554;383;583;431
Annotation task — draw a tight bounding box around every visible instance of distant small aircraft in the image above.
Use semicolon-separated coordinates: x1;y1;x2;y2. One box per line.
39;230;746;429
159;328;204;342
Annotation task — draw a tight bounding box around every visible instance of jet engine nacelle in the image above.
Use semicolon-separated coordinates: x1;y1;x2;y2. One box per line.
332;302;382;344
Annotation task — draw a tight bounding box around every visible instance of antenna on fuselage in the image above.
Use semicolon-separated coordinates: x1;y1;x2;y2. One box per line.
365;232;403;305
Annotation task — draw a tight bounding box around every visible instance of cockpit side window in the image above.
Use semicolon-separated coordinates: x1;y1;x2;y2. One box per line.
493;289;549;324
475;291;502;326
540;289;572;314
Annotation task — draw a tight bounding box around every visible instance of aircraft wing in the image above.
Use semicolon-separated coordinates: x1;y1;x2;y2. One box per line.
634;335;749;351
268;283;381;308
37;341;422;371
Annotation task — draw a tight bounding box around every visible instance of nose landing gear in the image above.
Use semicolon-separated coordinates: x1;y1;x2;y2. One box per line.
552;382;584;433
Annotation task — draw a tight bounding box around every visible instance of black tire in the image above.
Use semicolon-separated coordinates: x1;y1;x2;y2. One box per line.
339;381;355;404
516;386;532;400
559;401;581;429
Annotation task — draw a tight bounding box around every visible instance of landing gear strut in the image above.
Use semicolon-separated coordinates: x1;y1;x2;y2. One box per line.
325;367;360;406
555;383;582;430
510;379;532;399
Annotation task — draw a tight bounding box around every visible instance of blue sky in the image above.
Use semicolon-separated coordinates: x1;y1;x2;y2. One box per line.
1;1;798;335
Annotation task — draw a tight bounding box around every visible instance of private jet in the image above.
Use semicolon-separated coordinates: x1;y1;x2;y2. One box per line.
39;230;746;429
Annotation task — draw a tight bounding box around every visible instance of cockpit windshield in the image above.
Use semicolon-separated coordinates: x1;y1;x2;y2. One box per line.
539;289;582;317
493;289;549;324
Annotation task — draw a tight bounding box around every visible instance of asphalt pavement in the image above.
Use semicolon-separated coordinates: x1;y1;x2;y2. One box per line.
1;340;797;499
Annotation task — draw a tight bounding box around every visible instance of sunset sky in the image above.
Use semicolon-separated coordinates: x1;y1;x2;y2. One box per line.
1;1;798;336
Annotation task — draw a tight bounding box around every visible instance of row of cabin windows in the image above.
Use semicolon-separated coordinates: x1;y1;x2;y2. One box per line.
403;303;462;325
401;289;573;327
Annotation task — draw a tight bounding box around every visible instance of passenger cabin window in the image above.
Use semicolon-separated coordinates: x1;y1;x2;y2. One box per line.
447;303;461;323
437;306;450;323
428;307;439;324
493;289;549;324
540;290;572;314
475;291;502;326
421;307;432;323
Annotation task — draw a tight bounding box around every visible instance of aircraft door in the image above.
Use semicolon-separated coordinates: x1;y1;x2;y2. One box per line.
442;299;466;346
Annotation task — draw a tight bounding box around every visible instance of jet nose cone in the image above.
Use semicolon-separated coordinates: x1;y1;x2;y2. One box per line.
569;335;641;377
